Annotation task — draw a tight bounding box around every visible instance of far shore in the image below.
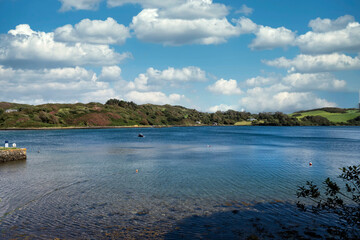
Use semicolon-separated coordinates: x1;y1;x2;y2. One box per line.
0;124;220;131
0;125;356;131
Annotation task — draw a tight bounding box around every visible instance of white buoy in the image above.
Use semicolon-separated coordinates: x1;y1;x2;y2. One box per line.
12;143;16;148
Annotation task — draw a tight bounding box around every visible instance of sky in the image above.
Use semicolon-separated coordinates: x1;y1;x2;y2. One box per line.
0;0;359;113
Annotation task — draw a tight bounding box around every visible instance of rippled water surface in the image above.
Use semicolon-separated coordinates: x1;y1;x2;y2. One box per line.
0;126;359;239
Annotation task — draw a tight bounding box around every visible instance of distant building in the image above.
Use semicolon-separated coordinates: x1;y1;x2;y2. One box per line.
5;109;18;113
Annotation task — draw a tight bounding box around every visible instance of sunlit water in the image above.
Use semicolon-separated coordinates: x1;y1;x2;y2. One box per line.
0;126;359;239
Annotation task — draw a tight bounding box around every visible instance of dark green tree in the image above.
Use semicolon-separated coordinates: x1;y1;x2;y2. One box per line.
105;98;121;105
297;165;360;238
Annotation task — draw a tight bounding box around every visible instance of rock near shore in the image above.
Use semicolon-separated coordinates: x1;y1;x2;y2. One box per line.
0;149;27;163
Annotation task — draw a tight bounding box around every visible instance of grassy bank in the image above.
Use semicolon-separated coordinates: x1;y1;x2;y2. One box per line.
290;108;360;123
0;147;19;151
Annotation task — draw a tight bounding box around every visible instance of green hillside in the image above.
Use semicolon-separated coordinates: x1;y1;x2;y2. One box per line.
1;102;359;129
0;100;252;129
290;108;360;124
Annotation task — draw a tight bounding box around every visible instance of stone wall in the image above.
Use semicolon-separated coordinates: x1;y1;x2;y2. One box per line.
0;149;27;163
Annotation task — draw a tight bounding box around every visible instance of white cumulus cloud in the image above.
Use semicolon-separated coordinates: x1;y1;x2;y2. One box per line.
127;66;207;90
157;0;229;20
297;18;360;54
99;65;122;81
54;18;130;45
245;76;278;87
240;88;335;113
309;15;355;33
130;8;242;45
234;17;258;34
208;104;237;113
250;25;296;50
264;53;360;73
125;91;185;105
207;79;242;95
108;0;228;19
283;73;346;91
0;65;117;104
0;24;130;69
59;0;102;11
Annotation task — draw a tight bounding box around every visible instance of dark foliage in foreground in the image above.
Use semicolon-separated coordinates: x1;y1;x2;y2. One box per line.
297;165;360;239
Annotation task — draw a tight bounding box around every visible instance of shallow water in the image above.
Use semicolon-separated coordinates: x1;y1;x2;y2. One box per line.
0;126;359;239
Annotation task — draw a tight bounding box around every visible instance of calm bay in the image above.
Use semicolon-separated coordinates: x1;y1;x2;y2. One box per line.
0;126;359;238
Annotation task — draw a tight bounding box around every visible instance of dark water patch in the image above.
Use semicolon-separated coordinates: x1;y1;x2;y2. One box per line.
164;202;351;240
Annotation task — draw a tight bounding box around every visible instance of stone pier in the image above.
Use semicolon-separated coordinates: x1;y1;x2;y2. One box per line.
0;148;27;163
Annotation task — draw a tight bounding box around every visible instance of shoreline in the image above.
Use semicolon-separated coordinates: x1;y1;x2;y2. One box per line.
0;125;358;131
0;125;213;131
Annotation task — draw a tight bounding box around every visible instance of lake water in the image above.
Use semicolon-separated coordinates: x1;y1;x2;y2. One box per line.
0;126;359;239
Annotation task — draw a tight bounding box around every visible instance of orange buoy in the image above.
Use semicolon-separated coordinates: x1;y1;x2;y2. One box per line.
136;169;139;173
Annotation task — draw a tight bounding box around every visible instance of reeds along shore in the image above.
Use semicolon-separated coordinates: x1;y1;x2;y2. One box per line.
0;148;26;163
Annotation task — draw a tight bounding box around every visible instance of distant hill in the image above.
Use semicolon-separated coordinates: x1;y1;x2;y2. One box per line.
0;100;252;129
290;107;360;125
0;101;359;129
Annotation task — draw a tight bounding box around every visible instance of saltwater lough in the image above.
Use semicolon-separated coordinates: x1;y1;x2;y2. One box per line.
0;126;359;239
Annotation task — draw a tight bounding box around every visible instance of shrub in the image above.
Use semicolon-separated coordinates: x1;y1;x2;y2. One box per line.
297;165;360;238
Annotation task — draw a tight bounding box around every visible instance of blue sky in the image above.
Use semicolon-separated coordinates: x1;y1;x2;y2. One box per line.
0;0;359;113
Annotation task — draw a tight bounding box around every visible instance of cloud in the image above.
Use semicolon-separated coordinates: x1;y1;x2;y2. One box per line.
130;8;242;45
283;73;346;91
157;0;229;20
264;53;360;73
240;88;335;113
228;18;296;50
0;65;117;104
238;71;345;113
309;15;355;33
234;17;258;34
108;0;229;19
208;104;237;113
54;18;130;45
59;0;102;11
124;91;185;105
99;65;122;81
207;79;242;95
127;66;207;90
250;25;296;50
126;73;150;91
0;24;130;69
245;76;278;87
107;0;179;8
297;19;360;54
235;4;253;16
146;66;206;82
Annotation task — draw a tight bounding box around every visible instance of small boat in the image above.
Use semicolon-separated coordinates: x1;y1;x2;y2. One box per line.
138;133;144;138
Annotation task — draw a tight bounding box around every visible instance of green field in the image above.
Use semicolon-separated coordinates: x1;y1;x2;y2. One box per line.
290;109;360;123
0;147;19;151
234;121;252;126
